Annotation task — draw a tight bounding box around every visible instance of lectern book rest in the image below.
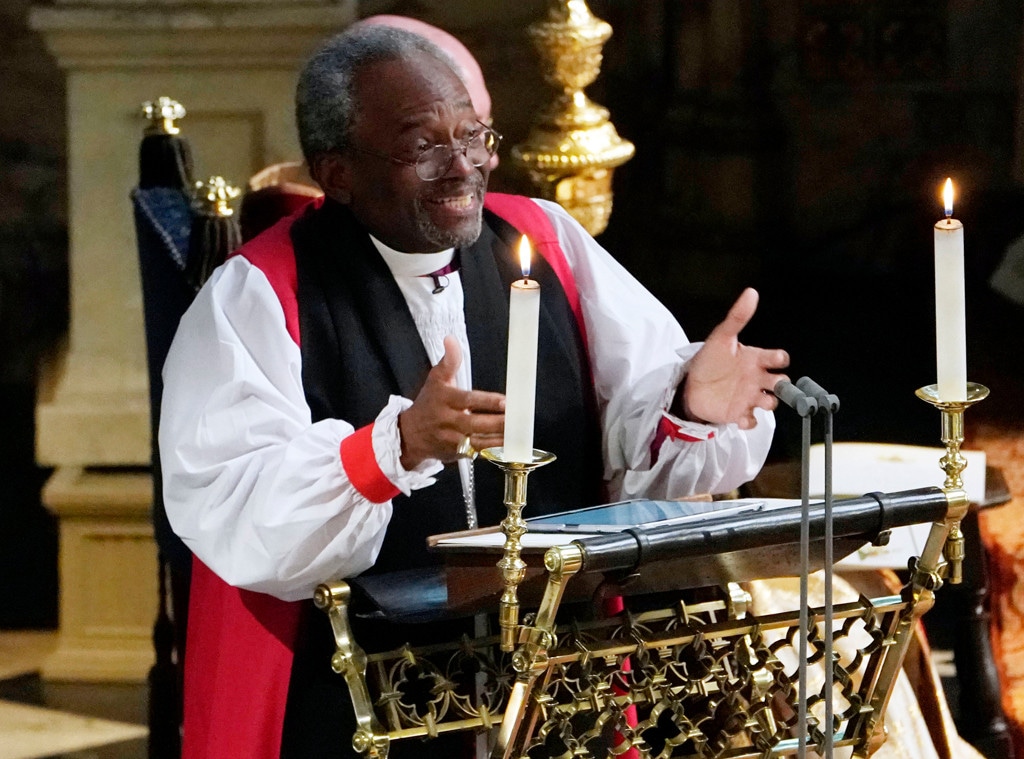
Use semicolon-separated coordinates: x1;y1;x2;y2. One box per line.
430;497;768;548
341;489;948;625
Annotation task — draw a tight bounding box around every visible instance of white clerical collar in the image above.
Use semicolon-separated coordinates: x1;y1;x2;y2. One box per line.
369;234;455;279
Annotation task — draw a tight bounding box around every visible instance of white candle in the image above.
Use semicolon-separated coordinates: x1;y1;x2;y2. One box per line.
934;178;967;401
504;236;540;462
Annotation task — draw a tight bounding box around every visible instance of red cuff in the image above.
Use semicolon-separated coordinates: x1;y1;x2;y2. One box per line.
340;424;401;504
650;415;715;465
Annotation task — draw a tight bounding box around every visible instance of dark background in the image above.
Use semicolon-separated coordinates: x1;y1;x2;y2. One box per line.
3;0;1024;628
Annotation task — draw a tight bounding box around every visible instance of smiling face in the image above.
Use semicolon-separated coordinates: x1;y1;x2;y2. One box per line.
324;51;491;253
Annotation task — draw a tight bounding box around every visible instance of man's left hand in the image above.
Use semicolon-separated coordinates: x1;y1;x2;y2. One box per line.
679;287;790;430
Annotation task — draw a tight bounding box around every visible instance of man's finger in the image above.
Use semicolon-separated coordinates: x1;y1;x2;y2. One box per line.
708;287;759;341
463;389;506;414
468;432;504;452
732;411;758;431
433;335;462;383
465;413;505;438
761;348;790;370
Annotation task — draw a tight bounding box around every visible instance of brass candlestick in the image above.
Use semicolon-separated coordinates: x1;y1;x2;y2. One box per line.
480;447;556;652
915;382;989;584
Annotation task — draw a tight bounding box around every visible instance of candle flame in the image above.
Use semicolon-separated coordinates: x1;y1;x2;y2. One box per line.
518;235;532;278
943;178;955;218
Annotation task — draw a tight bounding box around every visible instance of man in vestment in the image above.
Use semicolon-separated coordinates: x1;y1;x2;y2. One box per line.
158;24;790;758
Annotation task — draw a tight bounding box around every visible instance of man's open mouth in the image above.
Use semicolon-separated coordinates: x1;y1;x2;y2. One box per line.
424;194;475;210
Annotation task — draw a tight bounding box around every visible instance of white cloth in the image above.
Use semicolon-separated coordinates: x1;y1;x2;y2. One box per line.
368;235;477;521
159;198;775;601
748;574;984;759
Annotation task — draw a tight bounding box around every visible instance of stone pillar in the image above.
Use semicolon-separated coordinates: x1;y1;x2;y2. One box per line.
29;0;355;682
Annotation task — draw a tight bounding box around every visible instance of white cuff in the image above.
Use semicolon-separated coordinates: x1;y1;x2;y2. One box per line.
663;342;717;438
372;395;444;495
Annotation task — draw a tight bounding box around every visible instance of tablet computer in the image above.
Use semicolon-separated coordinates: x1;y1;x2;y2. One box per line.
525;498;764;533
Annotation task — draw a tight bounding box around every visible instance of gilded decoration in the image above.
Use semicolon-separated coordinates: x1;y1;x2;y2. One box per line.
512;0;635;236
317;578;927;758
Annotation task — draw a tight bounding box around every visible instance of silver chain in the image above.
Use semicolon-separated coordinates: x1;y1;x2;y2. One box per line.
462;458;478;530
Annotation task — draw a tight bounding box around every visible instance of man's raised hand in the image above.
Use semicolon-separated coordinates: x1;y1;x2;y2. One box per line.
680;288;790;430
398;336;505;468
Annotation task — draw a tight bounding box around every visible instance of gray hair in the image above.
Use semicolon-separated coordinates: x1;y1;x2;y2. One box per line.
295;25;458;167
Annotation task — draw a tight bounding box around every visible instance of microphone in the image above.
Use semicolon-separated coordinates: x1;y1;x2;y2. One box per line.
773;379;818;418
796;376;839;413
794;375;839;758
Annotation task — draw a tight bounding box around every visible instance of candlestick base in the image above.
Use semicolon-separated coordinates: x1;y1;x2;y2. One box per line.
915;382;989;584
480;448;558;469
913;382;989;410
480;447;556;652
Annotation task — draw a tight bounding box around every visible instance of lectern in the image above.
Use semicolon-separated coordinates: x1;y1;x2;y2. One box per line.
314;486;966;758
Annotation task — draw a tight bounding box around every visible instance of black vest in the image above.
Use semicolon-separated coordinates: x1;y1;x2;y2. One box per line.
280;199;604;758
294;198;603;571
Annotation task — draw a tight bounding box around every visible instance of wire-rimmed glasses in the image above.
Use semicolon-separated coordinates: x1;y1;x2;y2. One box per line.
348;122;501;181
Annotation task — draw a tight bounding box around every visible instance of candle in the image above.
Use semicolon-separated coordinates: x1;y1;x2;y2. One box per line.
504;236;540;462
934;178;967;401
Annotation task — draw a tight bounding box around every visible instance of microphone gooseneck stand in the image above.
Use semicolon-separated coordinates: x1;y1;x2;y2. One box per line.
775;378;840;758
773;379;817;759
797;377;840;758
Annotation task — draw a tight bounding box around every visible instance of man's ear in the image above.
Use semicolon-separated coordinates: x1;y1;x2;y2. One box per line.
310;151;352;204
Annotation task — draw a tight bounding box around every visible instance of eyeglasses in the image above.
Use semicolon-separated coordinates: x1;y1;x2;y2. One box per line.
348;123;502;181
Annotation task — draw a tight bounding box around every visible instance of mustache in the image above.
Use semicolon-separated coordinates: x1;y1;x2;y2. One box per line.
421;175;485;201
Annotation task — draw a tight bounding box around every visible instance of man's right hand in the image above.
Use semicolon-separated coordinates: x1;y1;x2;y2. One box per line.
398;335;505;469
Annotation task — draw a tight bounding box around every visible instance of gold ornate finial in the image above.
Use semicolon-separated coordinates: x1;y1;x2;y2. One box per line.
513;0;635;236
141;97;186;135
193;176;241;217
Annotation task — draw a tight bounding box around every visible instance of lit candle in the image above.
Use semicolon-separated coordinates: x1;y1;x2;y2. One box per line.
934;178;967;401
504;236;540;462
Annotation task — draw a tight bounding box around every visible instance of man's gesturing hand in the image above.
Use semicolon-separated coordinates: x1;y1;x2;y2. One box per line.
398;336;506;469
680;288;790;430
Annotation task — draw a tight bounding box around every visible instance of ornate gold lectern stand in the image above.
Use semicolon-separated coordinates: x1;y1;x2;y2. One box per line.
315;484;974;758
313;374;987;759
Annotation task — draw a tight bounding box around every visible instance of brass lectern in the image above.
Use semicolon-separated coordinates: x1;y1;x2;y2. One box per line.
314;486;967;758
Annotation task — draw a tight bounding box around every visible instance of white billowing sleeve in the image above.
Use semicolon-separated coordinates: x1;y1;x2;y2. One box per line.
159;256;440;601
533;199;774;499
